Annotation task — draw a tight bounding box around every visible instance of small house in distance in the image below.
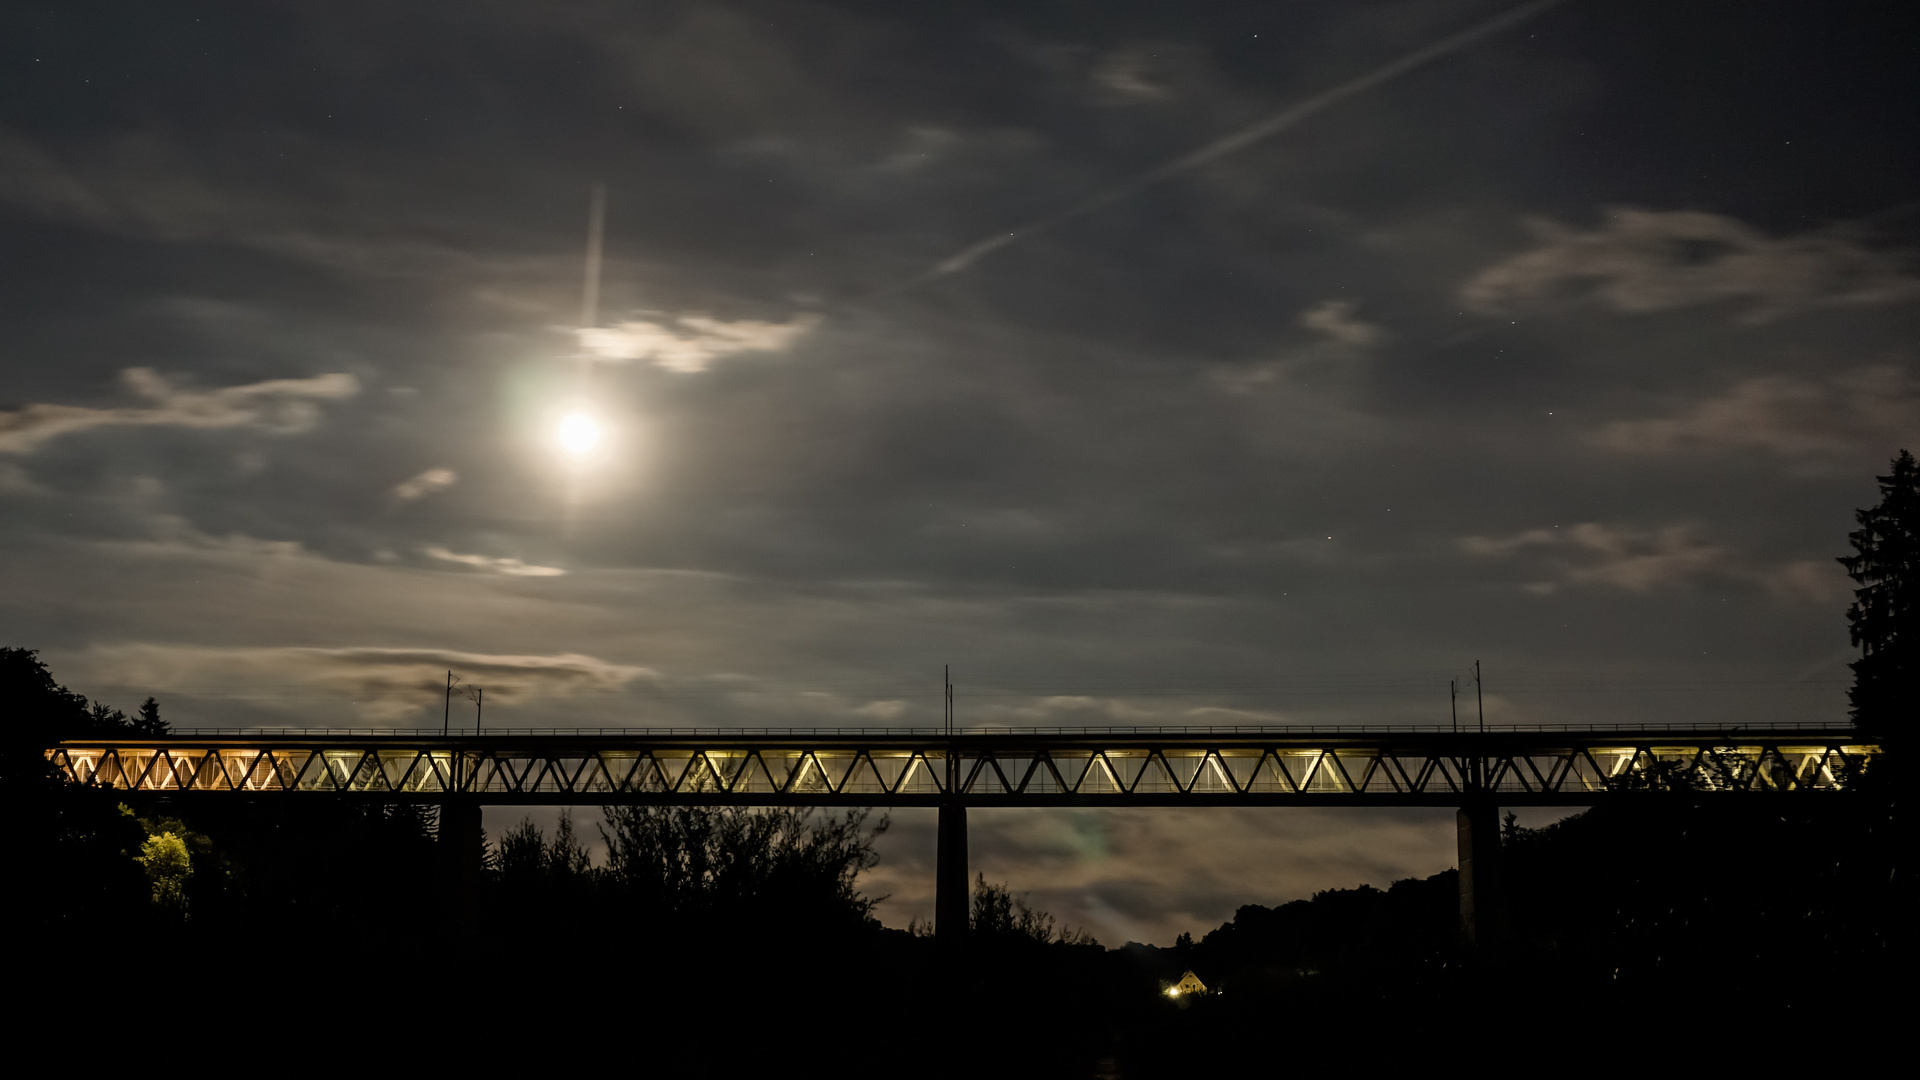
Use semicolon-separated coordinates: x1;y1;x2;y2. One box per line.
1165;970;1208;998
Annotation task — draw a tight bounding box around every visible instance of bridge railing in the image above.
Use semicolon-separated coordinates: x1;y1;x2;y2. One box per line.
153;720;1858;739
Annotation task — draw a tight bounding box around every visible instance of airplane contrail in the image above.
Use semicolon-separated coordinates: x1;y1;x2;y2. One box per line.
906;0;1566;287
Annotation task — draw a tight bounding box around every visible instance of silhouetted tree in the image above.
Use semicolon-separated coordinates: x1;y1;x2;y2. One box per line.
1;647;153;789
970;874;1097;945
1;646;95;787
135;696;168;735
1840;449;1920;749
86;701;128;732
496;816;550;882
599;804;884;932
6;649;158;953
547;808;591;877
491;809;597;929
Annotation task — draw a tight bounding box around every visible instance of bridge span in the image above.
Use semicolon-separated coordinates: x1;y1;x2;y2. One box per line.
50;723;1876;946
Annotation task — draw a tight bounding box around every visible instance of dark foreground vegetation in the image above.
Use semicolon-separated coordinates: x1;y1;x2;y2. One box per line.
15;782;1898;1073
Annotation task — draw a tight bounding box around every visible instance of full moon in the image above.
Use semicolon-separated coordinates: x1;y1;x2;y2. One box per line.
555;412;602;458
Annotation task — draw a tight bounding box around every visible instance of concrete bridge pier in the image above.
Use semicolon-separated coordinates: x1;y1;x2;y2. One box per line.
1456;802;1505;954
440;798;484;932
936;802;969;944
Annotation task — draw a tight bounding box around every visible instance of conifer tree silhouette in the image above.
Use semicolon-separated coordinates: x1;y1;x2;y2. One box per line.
1839;449;1920;751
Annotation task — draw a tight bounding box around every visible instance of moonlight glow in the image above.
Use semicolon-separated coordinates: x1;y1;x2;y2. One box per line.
555;412;602;458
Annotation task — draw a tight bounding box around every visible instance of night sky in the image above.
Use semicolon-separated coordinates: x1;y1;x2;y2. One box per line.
5;0;1916;943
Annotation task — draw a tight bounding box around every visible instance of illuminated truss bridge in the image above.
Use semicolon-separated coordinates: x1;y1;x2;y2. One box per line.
49;724;1875;807
50;723;1879;946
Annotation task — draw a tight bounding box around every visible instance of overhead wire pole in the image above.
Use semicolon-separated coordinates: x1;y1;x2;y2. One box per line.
439;668;479;930
1476;660;1485;733
1459;657;1503;956
937;664;968;946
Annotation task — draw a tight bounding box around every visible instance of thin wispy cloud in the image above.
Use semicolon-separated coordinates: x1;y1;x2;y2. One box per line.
1463;208;1920;322
1300;300;1383;348
1592;367;1920;460
874;126;964;173
1090;49;1173;103
0;367;358;454
1463;522;1730;592
423;546;566;577
578;314;819;373
0;128;497;281
392;467;458;502
87;643;654;722
1462;521;1845;601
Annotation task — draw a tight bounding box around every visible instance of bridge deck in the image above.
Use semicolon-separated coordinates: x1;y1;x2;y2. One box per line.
50;726;1875;806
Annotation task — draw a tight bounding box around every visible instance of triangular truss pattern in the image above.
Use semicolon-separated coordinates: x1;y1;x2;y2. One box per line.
1161;751;1209;793
677;754;724;794
567;754;611;794
620;753;660;791
601;752;646;792
346;751;386;792
784;753;829;794
960;757;1013;796
1343;753;1396;794
865;752;917;794
245;750;291;791
546;757;598;793
134;749;176;791
727;753;780;794
840;754;893;796
1132;754;1181;795
377;751;419;792
1101;751;1150;792
47;732;1874;803
1022;756;1070;795
1076;754;1126;794
994;756;1039;794
1216;752;1263;792
900;753;946;794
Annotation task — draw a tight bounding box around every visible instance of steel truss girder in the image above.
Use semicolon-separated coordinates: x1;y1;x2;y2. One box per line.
47;729;1876;806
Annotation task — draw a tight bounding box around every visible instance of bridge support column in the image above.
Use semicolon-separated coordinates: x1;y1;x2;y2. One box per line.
1456;803;1504;954
936;802;969;944
440;799;484;933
